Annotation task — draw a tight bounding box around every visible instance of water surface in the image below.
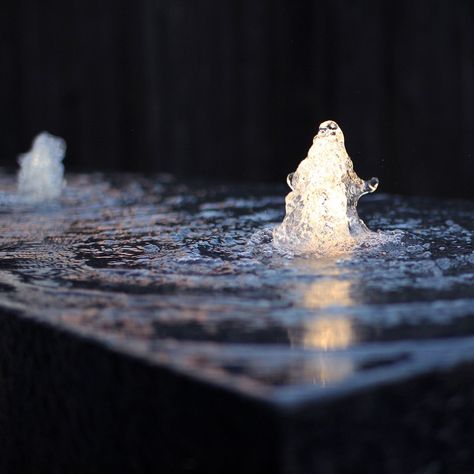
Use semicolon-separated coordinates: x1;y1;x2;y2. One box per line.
0;173;472;400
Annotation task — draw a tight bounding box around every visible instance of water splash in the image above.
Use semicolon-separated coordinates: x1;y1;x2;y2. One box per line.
273;120;380;255
17;132;66;203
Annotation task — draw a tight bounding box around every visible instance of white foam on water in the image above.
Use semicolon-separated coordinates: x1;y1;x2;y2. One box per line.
17;132;66;203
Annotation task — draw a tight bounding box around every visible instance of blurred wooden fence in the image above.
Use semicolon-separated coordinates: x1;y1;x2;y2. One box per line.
1;0;473;197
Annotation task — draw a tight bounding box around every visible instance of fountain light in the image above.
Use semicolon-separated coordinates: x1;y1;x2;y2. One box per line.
273;120;379;254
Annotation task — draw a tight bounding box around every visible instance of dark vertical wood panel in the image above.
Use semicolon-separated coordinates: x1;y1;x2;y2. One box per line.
0;0;472;198
0;2;22;162
326;1;386;182
240;0;271;179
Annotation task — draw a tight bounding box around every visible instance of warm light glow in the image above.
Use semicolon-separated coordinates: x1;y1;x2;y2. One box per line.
302;317;354;350
273;120;378;254
288;276;357;350
302;278;353;309
302;355;354;386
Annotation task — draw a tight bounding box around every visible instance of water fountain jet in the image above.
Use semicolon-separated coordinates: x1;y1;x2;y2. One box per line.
273;120;379;254
17;131;66;203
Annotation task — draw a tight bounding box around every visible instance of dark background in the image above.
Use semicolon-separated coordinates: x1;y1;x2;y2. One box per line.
1;0;473;198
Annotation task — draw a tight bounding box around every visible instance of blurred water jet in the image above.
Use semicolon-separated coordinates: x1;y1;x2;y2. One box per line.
17;132;66;203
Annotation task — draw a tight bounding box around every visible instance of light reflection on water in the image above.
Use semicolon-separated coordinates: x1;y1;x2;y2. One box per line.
288;276;356;350
287;275;356;383
0;173;473;392
297;318;354;351
301;278;355;310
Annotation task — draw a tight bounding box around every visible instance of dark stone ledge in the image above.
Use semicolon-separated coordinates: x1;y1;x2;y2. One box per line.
0;310;280;474
1;309;474;474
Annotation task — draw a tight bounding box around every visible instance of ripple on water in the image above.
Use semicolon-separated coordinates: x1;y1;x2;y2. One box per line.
0;173;473;393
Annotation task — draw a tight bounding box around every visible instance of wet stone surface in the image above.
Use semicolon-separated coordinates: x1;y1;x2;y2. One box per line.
0;173;473;404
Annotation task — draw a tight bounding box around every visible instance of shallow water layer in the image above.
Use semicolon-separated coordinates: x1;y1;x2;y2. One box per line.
0;173;472;399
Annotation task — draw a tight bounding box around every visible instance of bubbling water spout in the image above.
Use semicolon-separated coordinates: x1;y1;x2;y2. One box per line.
17;132;66;203
273;120;379;254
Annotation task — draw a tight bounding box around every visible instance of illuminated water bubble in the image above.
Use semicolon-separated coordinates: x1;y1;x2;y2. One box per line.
17;131;66;203
273;120;379;255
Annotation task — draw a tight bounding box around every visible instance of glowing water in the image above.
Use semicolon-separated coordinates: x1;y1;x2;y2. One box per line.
273;120;379;254
17;132;66;202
